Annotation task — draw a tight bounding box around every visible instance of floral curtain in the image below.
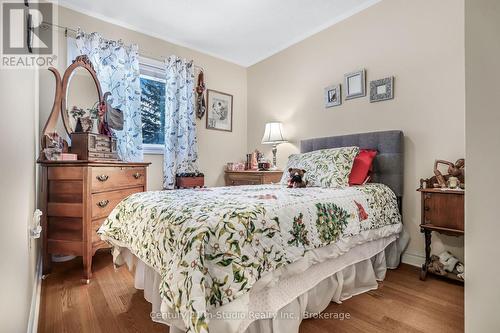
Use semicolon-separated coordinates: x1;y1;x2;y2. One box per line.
75;30;143;162
163;55;199;189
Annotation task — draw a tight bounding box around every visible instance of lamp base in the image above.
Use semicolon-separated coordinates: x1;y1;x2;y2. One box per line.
271;144;278;169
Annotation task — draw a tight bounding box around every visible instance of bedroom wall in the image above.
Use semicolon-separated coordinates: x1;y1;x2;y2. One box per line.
0;68;39;331
465;0;500;330
39;5;248;189
247;0;465;263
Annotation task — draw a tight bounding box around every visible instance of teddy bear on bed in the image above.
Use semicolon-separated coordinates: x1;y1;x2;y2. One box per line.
287;168;308;188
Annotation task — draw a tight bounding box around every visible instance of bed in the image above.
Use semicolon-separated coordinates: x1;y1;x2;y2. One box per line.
99;130;407;333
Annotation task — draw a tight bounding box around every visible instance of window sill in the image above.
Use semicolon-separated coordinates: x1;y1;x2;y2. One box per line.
143;144;164;155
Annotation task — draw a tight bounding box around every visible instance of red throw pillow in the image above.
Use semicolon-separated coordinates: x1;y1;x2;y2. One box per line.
349;149;378;186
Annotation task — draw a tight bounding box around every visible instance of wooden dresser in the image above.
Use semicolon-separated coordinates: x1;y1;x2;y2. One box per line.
224;170;283;186
418;187;464;281
38;160;150;282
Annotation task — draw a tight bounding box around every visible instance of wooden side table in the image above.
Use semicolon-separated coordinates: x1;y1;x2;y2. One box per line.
224;170;283;186
418;187;464;282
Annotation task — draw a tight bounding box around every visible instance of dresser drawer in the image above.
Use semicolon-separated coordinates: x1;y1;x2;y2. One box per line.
423;192;464;231
225;171;283;186
262;173;282;184
229;178;261;186
91;218;106;244
91;166;146;193
91;218;111;253
226;174;261;185
88;152;119;160
229;175;262;186
91;187;143;220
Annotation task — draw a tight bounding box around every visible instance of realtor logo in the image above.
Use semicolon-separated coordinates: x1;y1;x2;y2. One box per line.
1;0;57;68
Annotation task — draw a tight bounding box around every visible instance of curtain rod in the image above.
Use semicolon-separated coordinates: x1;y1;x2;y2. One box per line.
41;21;77;37
42;21;205;72
139;53;204;72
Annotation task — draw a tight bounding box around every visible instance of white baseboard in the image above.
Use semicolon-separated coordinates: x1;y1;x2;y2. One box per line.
401;251;425;267
27;253;42;333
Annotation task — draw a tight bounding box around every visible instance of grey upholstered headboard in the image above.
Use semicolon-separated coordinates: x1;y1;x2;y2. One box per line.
300;130;404;199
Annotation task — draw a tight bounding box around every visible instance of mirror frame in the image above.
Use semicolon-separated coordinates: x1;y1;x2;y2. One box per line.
41;66;62;151
60;55;103;135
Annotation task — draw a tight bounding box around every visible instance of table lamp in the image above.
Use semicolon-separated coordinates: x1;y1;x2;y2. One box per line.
261;122;287;170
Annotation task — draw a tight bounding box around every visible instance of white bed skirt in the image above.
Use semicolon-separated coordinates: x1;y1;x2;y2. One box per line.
116;225;408;333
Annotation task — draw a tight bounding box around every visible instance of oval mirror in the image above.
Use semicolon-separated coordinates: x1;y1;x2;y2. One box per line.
61;56;102;135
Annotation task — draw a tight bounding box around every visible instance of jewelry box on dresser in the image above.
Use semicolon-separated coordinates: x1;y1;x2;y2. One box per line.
38;55;150;282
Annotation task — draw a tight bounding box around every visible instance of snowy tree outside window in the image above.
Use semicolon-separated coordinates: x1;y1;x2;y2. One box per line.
140;74;165;145
139;57;167;154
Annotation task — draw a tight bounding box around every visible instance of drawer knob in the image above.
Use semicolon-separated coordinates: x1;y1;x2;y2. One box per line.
133;172;142;179
96;174;109;182
97;199;109;208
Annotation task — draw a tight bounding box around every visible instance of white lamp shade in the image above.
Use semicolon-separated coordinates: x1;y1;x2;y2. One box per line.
261;122;287;144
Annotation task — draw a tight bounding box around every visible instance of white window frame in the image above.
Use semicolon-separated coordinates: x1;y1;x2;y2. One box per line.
139;56;166;155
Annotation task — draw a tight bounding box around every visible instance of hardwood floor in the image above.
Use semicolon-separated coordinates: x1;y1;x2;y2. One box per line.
39;251;464;333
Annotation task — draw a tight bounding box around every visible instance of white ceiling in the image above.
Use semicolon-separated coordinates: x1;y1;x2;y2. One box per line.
57;0;380;67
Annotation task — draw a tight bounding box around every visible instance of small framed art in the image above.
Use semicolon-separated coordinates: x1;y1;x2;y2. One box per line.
344;69;366;100
324;84;341;108
370;76;394;102
206;89;233;132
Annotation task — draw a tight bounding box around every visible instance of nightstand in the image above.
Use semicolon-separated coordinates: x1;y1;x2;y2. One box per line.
224;170;283;186
418;187;464;282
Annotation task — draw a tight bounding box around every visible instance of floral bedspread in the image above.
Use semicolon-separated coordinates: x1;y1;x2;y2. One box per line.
98;184;401;333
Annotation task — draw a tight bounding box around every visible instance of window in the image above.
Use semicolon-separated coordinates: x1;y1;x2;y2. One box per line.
139;57;166;154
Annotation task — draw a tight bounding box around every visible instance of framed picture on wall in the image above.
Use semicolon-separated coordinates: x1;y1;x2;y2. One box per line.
206;89;233;132
324;84;341;108
344;69;366;100
370;76;394;102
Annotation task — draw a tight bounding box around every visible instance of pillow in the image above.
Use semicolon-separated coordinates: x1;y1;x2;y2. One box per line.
280;146;359;188
348;149;378;185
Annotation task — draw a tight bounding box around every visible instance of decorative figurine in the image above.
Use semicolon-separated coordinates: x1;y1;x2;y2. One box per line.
433;159;465;188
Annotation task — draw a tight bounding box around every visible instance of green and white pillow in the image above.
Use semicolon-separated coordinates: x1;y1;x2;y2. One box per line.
280;146;359;188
